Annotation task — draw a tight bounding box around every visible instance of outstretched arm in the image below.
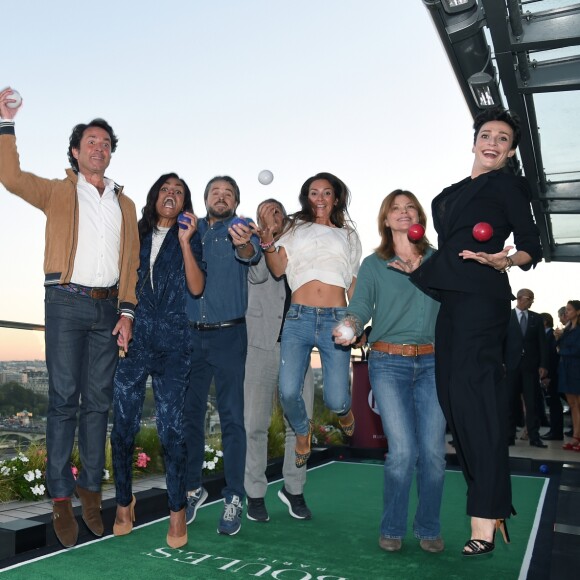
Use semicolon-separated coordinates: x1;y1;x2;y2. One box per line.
459;246;532;273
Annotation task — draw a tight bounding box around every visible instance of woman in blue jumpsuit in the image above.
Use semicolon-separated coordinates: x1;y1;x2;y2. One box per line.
111;173;204;548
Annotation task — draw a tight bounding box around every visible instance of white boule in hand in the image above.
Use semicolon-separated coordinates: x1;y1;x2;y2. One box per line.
336;323;355;341
5;89;22;109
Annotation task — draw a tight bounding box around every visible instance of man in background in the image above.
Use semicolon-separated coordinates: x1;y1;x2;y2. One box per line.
504;288;548;448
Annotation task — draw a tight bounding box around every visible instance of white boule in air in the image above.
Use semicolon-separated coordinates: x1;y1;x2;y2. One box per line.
258;169;274;185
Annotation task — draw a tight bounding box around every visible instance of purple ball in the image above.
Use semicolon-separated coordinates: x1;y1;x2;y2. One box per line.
231;217;250;228
177;213;191;229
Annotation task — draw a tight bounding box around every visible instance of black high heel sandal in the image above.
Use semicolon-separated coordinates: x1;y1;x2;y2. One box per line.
462;508;516;557
462;535;495;556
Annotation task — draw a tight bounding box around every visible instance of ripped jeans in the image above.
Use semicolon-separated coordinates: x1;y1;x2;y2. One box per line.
279;304;352;435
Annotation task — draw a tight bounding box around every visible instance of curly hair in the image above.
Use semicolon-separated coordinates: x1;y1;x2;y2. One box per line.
138;173;193;240
67;118;118;172
375;189;431;260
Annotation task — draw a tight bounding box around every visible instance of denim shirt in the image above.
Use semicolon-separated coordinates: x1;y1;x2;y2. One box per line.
186;216;261;324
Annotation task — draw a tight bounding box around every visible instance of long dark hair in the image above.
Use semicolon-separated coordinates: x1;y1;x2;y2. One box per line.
564;300;580;331
285;172;353;234
138;173;193;240
375;189;431;260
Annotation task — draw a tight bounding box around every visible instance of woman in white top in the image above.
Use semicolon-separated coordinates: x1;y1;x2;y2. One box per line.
259;172;362;468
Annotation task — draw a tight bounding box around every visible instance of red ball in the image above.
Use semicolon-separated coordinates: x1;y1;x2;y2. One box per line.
407;223;425;241
472;222;493;242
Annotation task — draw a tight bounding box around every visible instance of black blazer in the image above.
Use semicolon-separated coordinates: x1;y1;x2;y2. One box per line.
411;170;542;301
503;309;548;372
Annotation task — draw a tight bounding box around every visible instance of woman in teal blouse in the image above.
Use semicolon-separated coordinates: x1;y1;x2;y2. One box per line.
335;189;446;554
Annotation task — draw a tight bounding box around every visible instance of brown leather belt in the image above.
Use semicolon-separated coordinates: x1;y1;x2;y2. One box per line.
56;283;119;300
371;341;434;357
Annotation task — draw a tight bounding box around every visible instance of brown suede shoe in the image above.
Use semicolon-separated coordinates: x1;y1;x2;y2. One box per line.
52;499;79;548
75;485;104;537
379;536;402;552
420;537;445;553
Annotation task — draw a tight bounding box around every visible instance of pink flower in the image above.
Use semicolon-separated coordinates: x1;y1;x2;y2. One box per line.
71;465;79;479
136;452;151;469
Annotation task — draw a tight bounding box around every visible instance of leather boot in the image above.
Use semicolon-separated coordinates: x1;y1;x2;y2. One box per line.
75;485;104;537
52;499;79;548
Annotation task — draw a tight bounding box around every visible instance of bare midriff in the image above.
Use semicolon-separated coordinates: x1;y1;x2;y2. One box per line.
291;281;347;308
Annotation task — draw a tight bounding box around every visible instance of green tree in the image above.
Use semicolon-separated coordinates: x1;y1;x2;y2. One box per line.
0;382;49;418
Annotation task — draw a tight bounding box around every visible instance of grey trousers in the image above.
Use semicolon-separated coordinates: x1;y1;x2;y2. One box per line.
243;342;314;498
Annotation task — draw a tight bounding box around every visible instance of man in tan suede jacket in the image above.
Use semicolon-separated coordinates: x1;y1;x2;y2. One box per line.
0;88;139;548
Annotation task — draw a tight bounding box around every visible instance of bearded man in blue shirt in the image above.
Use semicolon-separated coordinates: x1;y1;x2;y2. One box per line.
183;176;261;536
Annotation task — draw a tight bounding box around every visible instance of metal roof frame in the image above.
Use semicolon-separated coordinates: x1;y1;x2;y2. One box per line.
423;0;580;262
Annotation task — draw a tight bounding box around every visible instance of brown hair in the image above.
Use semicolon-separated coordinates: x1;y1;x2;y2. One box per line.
375;189;431;260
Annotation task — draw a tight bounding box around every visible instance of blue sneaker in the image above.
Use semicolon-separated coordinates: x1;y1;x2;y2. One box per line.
185;487;208;525
217;495;242;535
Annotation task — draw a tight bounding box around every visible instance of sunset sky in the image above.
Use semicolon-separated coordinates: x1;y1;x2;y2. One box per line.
1;0;578;361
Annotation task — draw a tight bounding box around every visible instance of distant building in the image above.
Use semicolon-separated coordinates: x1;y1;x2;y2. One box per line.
23;369;49;396
0;371;26;385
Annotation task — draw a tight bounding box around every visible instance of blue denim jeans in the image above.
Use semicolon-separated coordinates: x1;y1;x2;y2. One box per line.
183;324;247;501
44;287;118;498
279;305;351;436
368;350;446;540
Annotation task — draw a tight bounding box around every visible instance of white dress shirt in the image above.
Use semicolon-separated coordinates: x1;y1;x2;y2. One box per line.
70;173;121;287
515;307;527;324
